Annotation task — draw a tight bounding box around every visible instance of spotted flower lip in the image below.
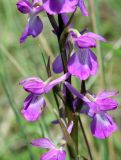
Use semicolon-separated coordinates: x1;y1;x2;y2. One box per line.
31;138;66;160
16;0;44;43
65;82;118;139
20;73;70;121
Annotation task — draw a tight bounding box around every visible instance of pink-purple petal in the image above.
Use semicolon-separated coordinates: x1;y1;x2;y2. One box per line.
96;91;118;100
20;16;43;43
96;98;118;111
45;73;70;93
17;0;32;14
78;0;88;16
57;150;66;160
68;49;98;80
91;113;117;139
20;77;45;94
21;94;46;122
43;0;78;15
40;149;58;160
31;138;55;149
76;36;96;48
85;32;107;42
65;82;90;102
52;55;63;74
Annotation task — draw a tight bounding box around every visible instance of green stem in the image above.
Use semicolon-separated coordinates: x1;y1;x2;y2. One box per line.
79;80;93;160
78;116;93;160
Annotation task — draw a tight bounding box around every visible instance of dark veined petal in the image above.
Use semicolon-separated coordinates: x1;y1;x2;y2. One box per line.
20;77;45;94
43;0;78;15
76;36;96;48
20;16;43;43
31;138;55;149
16;0;32;14
91;113;117;139
21;94;46;122
96;98;118;111
68;49;98;80
72;31;106;48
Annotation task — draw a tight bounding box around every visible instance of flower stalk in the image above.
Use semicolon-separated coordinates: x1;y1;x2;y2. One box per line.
16;1;119;160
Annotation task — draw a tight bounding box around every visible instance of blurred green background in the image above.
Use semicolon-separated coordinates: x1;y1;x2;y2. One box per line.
0;0;121;159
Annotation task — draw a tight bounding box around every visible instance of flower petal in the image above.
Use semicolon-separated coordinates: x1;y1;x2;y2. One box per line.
45;72;70;93
16;0;32;14
20;16;43;43
52;55;63;74
31;138;55;149
78;0;88;16
65;82;90;102
40;149;58;160
21;94;46;121
20;77;45;94
96;91;118;100
76;36;96;48
96;98;118;111
85;32;107;42
73;31;106;48
91;113;117;139
58;150;66;160
43;0;78;15
68;49;98;80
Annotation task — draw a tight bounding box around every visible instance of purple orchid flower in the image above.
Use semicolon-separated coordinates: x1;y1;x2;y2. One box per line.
19;73;70;121
52;49;98;80
71;31;106;48
31;138;66;160
67;31;106;80
16;0;44;43
31;122;73;159
65;82;118;139
52;30;106;80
